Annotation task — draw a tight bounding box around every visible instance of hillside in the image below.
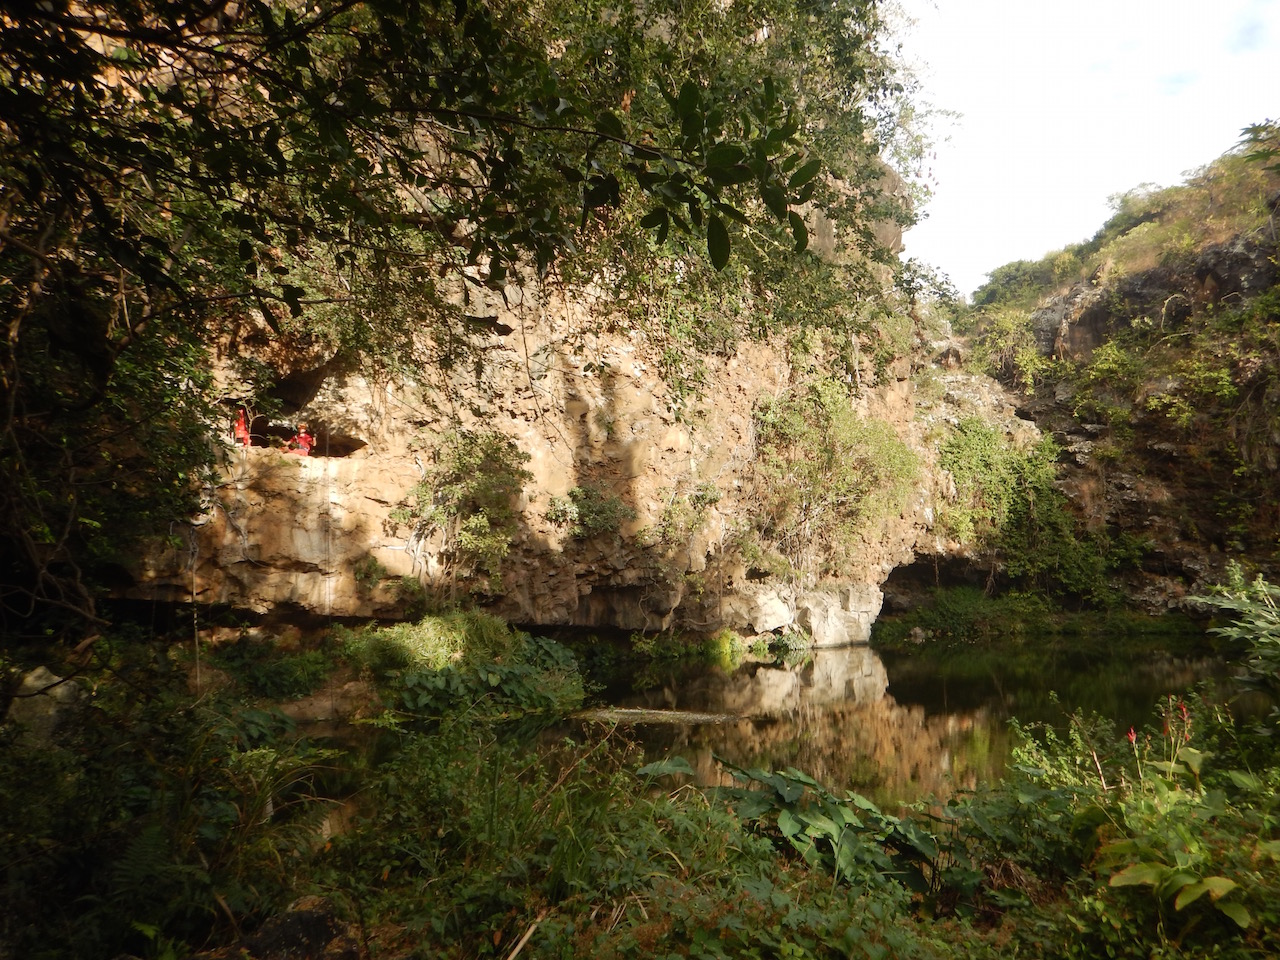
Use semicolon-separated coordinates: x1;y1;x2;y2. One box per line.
953;122;1280;606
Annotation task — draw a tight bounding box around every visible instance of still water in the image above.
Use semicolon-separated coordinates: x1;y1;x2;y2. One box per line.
589;642;1231;806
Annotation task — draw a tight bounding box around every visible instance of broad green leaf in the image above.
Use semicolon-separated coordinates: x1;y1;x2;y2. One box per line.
1179;747;1210;775
706;143;745;168
1109;862;1167;887
1216;901;1252;929
639;209;668;230
781;768;820;787
846;792;882;814
777;808;803;838
761;184;788;221
706;163;754;186
1174;880;1209;910
1228;769;1262;790
769;771;804;804
636;756;694;778
1201;875;1238;901
834;806;864;829
802;812;841;840
788;158;822;190
707;215;730;271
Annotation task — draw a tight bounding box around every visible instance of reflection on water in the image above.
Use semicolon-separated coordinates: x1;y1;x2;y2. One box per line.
603;644;1228;806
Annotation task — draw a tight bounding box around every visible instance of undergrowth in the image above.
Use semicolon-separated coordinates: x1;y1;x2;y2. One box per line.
3;577;1279;959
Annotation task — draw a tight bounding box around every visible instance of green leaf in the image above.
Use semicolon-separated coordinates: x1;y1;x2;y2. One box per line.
706;143;745;169
1216;901;1252;929
676;80;700;119
637;756;695;779
1201;875;1238;901
707;215;730;271
1228;769;1262;790
777;808;803;839
761;184;788;221
595;111;624;139
655;216;670;246
638;209;668;230
788;158;822;190
1180;746;1210;775
788;210;808;252
1159;871;1199;902
706;163;755;186
712;201;750;225
1109;862;1167;887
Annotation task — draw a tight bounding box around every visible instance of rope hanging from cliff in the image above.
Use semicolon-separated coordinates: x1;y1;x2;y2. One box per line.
324;426;333;621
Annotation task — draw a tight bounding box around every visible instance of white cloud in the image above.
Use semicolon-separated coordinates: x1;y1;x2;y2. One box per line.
896;0;1280;296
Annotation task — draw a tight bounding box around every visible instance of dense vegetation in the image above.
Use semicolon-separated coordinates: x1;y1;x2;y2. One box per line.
968;122;1279;312
6;4;1280;958
2;578;1278;959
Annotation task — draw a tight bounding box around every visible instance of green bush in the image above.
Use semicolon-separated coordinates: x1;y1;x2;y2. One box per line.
210;637;333;700
394;431;532;593
939;418;1125;602
336;609;526;677
751;377;918;578
0;643;333;960
546;483;636;539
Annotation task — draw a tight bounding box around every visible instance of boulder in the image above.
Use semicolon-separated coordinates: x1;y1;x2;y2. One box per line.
5;666;83;742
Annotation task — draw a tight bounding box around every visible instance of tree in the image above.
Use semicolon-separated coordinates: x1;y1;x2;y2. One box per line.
0;0;915;632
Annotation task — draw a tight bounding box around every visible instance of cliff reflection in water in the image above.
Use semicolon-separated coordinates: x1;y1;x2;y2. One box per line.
617;646;1008;806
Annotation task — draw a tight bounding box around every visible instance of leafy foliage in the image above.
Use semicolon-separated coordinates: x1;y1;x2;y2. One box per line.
546;484;637;540
395;431;532;594
336;608;529;677
1198;564;1280;701
969;126;1280;307
211;636;334;700
0;642;334;960
938;418;1130;601
750;377;918;579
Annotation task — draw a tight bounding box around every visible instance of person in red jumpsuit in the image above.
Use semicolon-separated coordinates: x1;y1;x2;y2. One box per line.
233;408;251;448
286;422;314;456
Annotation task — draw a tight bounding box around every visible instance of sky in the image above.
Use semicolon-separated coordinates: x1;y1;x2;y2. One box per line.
894;0;1280;297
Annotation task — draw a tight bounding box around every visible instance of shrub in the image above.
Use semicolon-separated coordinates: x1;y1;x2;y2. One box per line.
750;377;918;579
939;418;1123;601
546;483;636;539
394;430;532;593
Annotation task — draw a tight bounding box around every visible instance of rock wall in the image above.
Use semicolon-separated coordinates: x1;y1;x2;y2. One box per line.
130;279;1031;642
1016;235;1280;605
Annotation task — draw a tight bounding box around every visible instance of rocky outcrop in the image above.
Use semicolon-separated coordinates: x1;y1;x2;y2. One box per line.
1015;234;1280;606
1029;237;1279;362
4;667;83;742
127;270;1033;639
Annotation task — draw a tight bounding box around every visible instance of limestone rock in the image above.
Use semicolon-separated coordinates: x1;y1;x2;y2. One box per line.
125;275;996;639
795;584;884;647
5;666;83;742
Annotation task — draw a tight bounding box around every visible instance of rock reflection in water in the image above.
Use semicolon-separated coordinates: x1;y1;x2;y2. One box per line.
620;646;1006;806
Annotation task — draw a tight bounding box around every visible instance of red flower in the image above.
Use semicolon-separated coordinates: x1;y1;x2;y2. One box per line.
1127;727;1137;745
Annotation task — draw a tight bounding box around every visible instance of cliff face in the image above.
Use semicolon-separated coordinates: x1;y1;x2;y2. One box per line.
1014;236;1280;605
130;276;1031;643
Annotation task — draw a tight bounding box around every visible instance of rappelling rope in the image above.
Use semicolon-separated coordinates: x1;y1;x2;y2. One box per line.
324;424;333;621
